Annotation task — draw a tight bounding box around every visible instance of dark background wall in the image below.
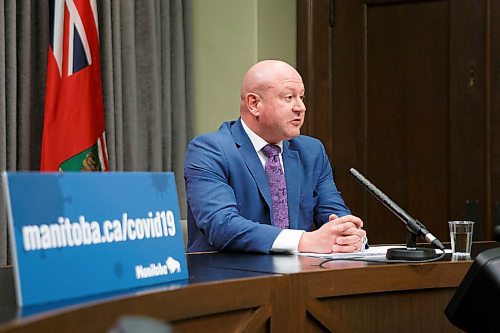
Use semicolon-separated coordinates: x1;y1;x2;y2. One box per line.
297;0;500;245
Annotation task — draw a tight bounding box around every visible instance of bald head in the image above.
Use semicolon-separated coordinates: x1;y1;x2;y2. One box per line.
238;60;306;143
240;60;303;113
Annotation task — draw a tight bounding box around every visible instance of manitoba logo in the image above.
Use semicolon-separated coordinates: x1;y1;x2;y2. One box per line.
135;257;181;279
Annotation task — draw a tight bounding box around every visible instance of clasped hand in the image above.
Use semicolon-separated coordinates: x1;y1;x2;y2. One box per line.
298;214;366;254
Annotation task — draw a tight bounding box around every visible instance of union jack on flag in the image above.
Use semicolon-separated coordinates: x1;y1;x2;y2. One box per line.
41;0;109;171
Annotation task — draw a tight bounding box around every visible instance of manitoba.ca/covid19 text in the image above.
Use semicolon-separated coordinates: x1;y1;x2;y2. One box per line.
21;210;177;251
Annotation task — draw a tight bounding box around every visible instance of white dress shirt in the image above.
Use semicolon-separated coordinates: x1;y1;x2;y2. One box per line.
241;120;304;253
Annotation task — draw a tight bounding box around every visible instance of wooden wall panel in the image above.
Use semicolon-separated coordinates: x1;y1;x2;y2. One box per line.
490;0;500;238
448;0;487;239
365;1;449;241
298;0;494;244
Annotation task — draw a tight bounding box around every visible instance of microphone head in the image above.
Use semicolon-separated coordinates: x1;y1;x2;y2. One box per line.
431;238;445;251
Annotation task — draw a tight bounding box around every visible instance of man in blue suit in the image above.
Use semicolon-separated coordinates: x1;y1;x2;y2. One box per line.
184;60;366;254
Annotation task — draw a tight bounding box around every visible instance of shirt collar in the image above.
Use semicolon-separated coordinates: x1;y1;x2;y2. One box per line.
241;119;283;153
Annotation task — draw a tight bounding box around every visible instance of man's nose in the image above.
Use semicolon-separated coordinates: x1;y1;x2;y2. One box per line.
294;98;306;112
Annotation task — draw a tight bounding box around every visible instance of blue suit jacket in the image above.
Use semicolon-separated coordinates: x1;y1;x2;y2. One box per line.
184;119;351;253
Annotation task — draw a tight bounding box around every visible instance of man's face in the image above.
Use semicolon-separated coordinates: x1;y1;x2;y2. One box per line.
258;78;306;143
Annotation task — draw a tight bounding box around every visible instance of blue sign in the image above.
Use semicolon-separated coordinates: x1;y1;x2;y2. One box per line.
3;172;188;307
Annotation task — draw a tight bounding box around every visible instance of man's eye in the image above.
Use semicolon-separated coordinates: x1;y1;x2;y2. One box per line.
285;96;293;101
300;95;305;101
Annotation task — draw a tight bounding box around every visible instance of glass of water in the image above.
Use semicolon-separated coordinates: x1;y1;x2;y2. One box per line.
448;221;474;260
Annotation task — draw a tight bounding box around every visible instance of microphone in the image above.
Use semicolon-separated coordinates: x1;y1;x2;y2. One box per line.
350;168;445;260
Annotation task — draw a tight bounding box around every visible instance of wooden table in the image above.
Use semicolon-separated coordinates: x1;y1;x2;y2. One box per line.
1;242;497;332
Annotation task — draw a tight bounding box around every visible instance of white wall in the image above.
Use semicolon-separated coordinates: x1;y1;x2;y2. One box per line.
191;0;297;135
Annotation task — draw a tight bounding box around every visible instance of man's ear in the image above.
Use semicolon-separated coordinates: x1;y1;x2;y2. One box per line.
246;93;261;117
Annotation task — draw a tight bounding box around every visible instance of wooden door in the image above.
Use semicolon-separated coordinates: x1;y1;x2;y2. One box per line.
297;0;496;244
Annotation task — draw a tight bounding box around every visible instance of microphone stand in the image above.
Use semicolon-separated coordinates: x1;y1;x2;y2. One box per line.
350;168;439;261
386;225;437;260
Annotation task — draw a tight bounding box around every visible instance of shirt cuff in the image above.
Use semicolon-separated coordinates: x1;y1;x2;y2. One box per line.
271;229;305;253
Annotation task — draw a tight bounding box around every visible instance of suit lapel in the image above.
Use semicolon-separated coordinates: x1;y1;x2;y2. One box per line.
282;141;300;229
231;120;272;208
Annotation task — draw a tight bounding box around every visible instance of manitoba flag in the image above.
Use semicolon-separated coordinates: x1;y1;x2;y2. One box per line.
41;0;109;171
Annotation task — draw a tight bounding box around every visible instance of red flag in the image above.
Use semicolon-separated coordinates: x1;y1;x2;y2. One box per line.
41;0;109;171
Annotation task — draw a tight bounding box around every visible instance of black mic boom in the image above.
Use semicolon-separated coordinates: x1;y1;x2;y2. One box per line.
349;168;445;253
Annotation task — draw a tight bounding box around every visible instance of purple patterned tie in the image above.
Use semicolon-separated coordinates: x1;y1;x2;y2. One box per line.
262;144;289;229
